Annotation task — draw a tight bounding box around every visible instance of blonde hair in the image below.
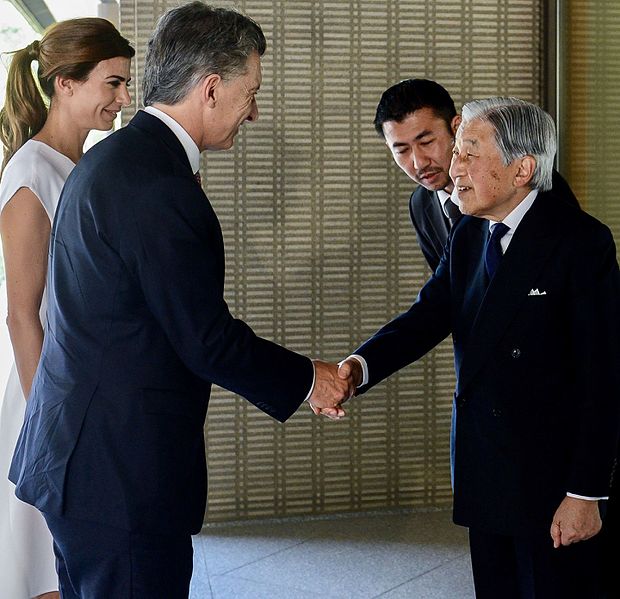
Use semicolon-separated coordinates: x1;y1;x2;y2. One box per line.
0;17;134;172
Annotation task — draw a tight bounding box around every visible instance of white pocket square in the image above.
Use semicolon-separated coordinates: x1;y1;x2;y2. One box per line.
528;288;547;296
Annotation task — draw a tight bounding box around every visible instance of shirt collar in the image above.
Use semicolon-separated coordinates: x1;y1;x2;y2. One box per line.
437;188;462;220
488;188;539;233
437;188;451;211
142;106;200;174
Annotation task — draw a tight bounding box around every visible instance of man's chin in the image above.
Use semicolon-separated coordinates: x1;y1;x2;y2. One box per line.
222;135;238;150
455;198;473;216
206;139;236;152
459;204;486;218
416;175;449;192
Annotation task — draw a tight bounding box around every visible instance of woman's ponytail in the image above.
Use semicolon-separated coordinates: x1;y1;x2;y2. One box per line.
0;40;47;173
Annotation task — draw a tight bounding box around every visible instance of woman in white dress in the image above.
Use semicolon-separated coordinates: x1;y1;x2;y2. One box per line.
0;18;133;599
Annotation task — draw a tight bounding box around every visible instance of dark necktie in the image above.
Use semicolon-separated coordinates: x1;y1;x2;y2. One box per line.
444;197;462;224
484;222;510;280
194;171;202;187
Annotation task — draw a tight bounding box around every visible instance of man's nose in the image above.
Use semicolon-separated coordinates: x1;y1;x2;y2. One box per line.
246;98;258;122
449;153;462;181
411;147;429;171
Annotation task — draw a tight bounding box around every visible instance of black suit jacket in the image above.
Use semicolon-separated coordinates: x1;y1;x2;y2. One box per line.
409;170;579;272
356;190;620;535
408;186;450;272
10;111;313;535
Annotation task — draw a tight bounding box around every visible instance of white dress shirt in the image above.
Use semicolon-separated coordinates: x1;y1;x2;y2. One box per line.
437;189;451;216
488;188;538;251
143;106;200;174
437;189;456;219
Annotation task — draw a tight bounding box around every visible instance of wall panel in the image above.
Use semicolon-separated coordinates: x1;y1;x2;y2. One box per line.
120;0;544;522
560;2;620;247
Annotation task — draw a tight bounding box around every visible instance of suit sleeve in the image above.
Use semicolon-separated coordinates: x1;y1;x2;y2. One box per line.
566;225;620;496
121;176;313;422
354;235;453;394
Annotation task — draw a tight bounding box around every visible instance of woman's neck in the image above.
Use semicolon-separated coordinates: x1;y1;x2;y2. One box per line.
32;104;89;164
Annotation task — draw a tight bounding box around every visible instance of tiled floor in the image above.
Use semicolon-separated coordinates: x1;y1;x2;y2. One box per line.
189;509;475;599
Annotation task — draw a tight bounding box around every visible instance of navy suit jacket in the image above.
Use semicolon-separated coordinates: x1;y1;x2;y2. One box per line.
356;190;620;535
9;111;314;535
409;170;579;272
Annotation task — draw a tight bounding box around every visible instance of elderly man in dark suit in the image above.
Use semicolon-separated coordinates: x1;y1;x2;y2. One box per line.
9;3;352;598
338;98;620;598
373;79;578;272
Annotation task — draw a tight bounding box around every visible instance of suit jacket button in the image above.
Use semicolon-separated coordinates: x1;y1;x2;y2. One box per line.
492;408;502;417
511;348;521;359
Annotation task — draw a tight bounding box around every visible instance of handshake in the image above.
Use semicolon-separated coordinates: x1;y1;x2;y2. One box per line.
307;359;363;420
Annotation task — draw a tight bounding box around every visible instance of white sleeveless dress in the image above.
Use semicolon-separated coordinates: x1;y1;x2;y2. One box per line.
0;140;74;598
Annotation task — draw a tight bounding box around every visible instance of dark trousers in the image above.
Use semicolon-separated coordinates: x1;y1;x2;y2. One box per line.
469;527;604;599
43;512;193;599
602;471;620;598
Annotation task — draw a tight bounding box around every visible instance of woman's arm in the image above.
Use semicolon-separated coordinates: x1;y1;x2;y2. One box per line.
0;187;50;398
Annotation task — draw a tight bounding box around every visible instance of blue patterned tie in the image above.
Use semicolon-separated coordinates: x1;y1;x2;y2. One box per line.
484;222;510;281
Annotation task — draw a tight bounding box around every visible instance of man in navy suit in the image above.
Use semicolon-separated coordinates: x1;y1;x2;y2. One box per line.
373;79;578;272
338;98;620;597
9;3;352;597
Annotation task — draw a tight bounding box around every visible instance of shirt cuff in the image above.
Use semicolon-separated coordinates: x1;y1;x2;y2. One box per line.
303;360;316;402
340;354;369;387
566;492;608;501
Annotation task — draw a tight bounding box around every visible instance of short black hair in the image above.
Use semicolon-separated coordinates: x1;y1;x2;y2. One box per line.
373;79;457;138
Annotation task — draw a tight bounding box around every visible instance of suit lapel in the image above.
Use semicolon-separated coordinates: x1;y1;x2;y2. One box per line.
458;219;488;338
457;194;562;393
424;191;450;254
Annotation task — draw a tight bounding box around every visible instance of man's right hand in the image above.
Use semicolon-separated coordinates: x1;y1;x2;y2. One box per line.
307;358;363;419
308;359;359;419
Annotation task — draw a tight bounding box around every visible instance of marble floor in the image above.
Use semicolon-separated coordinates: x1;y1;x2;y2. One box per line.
189;509;475;599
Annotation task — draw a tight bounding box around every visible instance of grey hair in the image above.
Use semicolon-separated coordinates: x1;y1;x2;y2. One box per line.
460;97;556;191
143;2;266;106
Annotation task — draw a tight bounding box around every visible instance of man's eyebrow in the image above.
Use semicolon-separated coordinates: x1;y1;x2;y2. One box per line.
413;129;433;142
390;129;433;148
460;137;478;146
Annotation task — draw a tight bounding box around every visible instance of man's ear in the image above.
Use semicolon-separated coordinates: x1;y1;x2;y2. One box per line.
451;114;462;135
514;155;536;188
55;75;75;97
202;73;222;108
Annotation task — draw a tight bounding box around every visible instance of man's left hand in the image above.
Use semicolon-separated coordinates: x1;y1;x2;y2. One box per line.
550;496;602;548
